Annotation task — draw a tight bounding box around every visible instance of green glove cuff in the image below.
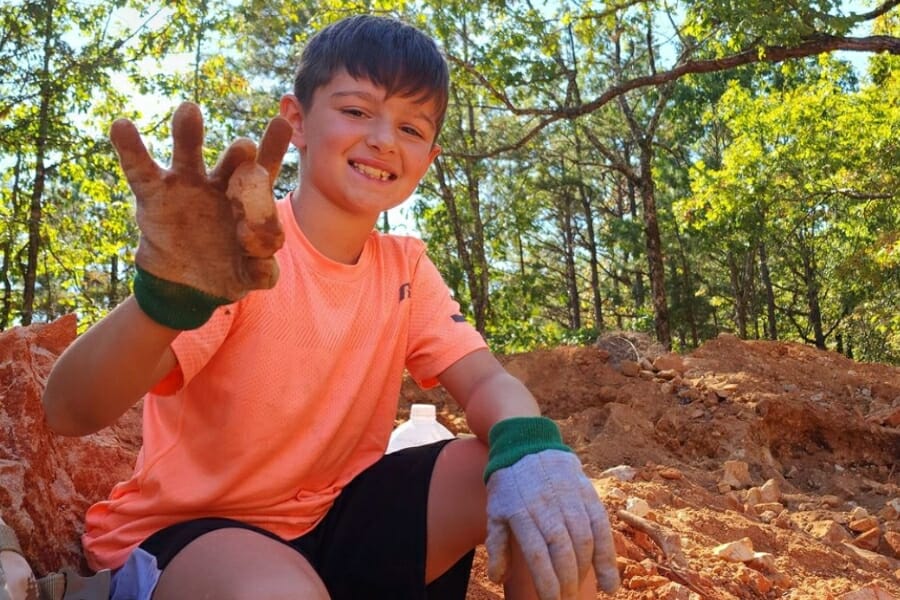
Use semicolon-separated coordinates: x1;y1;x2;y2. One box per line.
483;416;573;482
133;266;231;330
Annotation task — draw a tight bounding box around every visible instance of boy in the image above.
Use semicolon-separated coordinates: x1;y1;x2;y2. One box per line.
42;15;618;600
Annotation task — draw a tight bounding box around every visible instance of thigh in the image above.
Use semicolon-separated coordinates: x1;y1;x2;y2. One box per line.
426;436;488;582
303;438;476;600
152;527;328;600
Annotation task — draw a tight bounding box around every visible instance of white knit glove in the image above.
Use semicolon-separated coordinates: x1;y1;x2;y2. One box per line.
485;449;620;599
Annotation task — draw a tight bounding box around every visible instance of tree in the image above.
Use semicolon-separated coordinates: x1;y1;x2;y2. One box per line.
679;58;898;356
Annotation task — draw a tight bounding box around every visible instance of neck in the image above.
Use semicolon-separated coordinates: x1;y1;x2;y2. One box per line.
290;189;378;265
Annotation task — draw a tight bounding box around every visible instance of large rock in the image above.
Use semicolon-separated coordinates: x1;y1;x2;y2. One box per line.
0;316;141;575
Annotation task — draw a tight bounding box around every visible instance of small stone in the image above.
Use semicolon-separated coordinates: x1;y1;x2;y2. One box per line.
754;502;785;514
723;491;743;512
601;465;638;482
605;487;628;502
774;510;796;530
851;527;880;551
808;520;851;545
849;506;870;521
658;466;683;480
747;551;777;572
625;497;651;517
884;531;900;558
821;494;843;508
713;537;755;562
623;560;649;578
737;566;773;594
759;478;781;503
879;498;900;521
653;353;685;373
744;487;763;506
838;584;897;600
758;510;778;524
655;582;691;600
620;360;641;377
849;516;880;533
721;460;753;489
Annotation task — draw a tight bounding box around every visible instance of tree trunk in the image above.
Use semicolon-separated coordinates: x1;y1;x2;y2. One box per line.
626;176;645;310
727;253;749;339
801;245;826;349
674;228;699;347
433;158;480;329
579;186;603;330
22;2;56;325
759;241;778;339
1;152;24;329
636;145;671;349
463;102;490;334
561;193;581;329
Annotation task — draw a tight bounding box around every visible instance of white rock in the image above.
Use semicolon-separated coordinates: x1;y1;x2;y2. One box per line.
626;497;651;517
601;465;638;482
713;537;756;562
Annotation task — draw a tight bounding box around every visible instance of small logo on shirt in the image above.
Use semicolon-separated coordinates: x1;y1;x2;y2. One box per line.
451;314;467;323
399;283;411;301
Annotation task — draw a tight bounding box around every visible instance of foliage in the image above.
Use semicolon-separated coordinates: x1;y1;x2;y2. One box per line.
1;0;898;364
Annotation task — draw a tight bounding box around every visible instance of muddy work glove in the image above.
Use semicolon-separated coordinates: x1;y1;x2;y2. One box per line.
484;417;620;600
110;102;293;329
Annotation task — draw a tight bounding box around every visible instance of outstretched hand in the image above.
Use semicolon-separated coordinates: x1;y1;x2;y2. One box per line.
110;102;292;303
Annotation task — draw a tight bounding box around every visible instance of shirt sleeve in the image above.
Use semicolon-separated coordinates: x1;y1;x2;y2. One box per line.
166;303;239;389
405;251;487;388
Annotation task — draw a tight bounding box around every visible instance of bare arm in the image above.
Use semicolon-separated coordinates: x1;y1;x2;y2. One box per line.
43;104;291;437
437;348;541;441
42;297;178;436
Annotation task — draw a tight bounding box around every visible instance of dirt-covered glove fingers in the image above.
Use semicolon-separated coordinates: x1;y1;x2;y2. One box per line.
256;116;293;184
229;162;284;258
558;484;595;585
209;138;258;187
582;486;620;594
242;256;280;290
170;102;207;177
508;514;564;600
530;508;580;599
109;118;163;197
485;518;511;585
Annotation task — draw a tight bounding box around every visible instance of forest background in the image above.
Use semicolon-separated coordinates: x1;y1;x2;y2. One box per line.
2;0;898;363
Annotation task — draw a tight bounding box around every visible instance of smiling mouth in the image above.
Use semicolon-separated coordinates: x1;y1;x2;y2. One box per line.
350;161;396;181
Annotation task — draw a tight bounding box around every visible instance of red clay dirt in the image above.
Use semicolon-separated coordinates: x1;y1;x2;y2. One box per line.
1;318;898;599
398;332;900;599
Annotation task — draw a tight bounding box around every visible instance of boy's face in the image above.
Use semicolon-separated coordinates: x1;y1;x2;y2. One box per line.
284;70;442;220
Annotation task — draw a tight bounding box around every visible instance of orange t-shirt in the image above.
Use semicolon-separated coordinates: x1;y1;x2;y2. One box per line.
82;198;487;571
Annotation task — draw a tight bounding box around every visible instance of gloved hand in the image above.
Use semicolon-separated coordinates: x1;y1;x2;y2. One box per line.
110;101;293;329
484;418;619;600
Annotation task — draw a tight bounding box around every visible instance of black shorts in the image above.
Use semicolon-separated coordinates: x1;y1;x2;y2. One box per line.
136;439;473;600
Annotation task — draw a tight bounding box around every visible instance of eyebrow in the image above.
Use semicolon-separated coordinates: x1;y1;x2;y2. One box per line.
331;90;437;131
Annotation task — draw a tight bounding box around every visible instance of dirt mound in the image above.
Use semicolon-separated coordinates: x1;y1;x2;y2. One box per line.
400;334;900;599
1;318;898;597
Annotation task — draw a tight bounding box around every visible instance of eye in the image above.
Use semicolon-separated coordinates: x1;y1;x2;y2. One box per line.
341;108;366;118
401;125;424;138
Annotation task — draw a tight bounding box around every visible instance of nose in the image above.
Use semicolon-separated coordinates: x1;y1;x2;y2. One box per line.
366;120;396;153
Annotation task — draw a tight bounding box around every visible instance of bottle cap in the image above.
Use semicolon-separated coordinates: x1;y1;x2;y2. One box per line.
410;404;436;420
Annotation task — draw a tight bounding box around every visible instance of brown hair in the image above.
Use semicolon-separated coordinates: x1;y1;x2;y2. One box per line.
293;15;450;139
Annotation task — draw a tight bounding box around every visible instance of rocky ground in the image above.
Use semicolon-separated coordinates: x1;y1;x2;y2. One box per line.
1;317;898;599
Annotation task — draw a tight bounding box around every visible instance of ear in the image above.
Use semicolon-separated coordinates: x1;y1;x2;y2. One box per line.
427;143;441;164
279;94;306;151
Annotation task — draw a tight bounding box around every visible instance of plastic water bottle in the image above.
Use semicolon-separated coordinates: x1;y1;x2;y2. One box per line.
386;404;455;453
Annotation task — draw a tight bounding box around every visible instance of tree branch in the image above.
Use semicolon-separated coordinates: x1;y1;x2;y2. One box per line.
446;34;900;160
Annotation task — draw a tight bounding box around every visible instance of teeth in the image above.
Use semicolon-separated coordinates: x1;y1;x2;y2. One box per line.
352;161;393;181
